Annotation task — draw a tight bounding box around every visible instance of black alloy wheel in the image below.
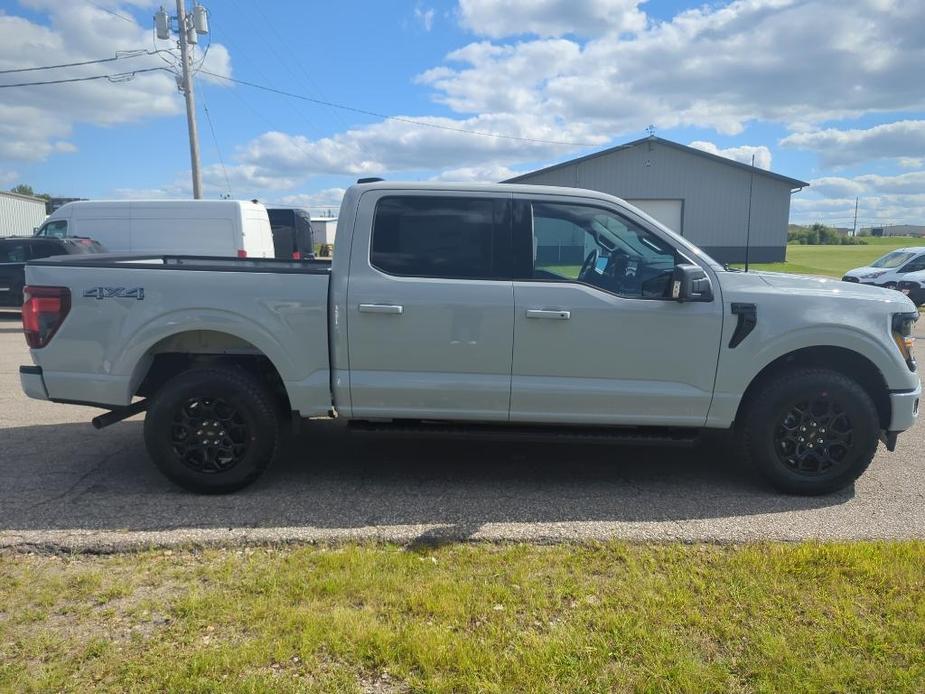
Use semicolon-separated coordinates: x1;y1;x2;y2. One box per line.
144;367;281;493
170;396;250;474
773;396;853;477
739;368;879;495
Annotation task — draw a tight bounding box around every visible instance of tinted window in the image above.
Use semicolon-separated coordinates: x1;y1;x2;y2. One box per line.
371;196;510;279
37;220;68;238
63;238;105;254
530;202;677;299
901;255;925;273
28;240;67;259
0;242;28;263
871;251;916;268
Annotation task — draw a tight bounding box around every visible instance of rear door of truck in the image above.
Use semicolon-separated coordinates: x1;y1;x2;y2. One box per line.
345;190;515;421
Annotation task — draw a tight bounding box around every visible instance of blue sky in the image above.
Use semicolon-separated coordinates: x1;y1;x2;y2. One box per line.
1;0;924;227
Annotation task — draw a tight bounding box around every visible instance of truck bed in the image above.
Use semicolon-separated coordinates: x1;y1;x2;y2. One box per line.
23;253;333;416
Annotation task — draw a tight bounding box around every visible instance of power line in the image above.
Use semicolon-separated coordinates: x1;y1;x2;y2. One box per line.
86;1;136;24
198;69;601;148
0;49;167;75
197;79;232;198
0;67;168;89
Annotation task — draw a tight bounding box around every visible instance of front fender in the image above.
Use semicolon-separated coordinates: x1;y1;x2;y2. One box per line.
707;321;913;428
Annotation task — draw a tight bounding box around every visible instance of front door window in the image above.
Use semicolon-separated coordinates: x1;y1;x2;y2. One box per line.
531;202;677;299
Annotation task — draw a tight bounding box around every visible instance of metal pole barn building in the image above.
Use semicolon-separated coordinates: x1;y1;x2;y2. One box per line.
504;136;809;264
0;191;47;237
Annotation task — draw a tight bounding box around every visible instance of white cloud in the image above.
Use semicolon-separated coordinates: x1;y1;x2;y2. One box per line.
780;120;925;167
414;4;435;31
792;171;925;225
430;164;518;182
275;188;347;211
213;114;606;191
426;0;925;138
0;2;232;163
0;170;20;187
457;0;647;38
688;141;772;170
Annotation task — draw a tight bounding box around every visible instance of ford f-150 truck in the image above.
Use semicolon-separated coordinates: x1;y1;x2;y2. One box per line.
18;182;921;495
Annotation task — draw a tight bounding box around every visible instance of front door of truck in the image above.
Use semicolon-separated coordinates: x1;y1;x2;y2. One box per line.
509;196;724;426
346;192;515;421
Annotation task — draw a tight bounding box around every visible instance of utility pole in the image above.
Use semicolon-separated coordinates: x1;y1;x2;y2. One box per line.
156;3;210;198
852;196;859;236
176;0;202;199
744;153;755;271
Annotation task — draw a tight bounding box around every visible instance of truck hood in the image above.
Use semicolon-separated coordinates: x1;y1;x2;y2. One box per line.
723;270;917;310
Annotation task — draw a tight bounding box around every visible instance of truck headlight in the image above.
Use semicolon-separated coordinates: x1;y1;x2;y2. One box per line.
892;311;918;371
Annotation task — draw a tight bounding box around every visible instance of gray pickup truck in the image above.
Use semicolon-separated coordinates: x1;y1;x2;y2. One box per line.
19;182;921;495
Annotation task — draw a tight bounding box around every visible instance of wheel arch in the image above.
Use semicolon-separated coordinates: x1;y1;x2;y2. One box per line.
734;345;891;430
130;329;292;413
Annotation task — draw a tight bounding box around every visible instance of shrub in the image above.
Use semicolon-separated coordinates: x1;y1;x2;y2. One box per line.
787;223;866;245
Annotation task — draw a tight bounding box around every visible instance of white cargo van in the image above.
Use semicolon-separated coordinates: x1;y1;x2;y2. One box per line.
34;200;275;258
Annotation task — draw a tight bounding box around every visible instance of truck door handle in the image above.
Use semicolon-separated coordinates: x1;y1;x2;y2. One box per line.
359;303;403;315
526;309;570;320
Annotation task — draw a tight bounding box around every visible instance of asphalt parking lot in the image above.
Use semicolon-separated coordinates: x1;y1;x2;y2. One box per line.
2;309;925;551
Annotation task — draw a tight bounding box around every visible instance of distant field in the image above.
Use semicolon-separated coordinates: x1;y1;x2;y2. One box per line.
737;237;921;278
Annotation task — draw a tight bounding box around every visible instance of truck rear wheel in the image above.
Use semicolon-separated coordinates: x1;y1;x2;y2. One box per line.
144;367;281;493
738;368;880;495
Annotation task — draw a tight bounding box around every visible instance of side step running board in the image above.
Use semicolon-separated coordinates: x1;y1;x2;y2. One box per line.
347;419;700;447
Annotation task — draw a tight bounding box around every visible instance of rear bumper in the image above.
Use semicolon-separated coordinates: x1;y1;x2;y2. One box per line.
19;365;48;400
889;384;921;432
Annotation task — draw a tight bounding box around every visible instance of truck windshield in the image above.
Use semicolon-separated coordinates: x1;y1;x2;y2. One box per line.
871;251;917;268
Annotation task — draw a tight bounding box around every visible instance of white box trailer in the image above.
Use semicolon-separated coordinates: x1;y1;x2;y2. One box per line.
0;191;47;237
311;217;338;245
36;199;275;258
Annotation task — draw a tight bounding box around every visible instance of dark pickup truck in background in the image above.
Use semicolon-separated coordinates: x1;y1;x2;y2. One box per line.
0;236;105;308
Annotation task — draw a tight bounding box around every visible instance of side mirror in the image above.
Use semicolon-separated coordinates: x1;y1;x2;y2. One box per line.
671;263;713;302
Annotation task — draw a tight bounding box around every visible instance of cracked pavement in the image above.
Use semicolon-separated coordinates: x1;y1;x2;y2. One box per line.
2;310;925;552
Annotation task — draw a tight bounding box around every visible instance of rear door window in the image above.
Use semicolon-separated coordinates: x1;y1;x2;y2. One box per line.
27;240;67;259
371;196;511;279
0;243;28;263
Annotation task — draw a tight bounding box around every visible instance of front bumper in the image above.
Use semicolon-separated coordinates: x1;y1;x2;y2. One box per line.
889;383;921;432
19;365;48;401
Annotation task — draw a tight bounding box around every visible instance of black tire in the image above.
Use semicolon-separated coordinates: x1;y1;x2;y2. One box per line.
144;367;281;493
883;282;897;290
737;368;880;495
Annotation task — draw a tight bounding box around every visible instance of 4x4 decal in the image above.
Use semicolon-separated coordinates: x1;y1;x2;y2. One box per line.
83;287;145;300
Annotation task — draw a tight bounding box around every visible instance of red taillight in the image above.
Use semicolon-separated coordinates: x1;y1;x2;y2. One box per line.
237;249;248;258
292;251;302;260
22;286;70;349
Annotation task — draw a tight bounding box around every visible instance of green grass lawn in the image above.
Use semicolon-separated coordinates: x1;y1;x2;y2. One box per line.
737;236;923;278
3;542;924;692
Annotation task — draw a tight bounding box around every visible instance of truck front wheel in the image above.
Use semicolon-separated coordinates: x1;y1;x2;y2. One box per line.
144;367;281;493
738;368;880;495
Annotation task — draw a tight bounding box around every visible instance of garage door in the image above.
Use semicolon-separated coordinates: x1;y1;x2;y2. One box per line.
624;199;683;235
